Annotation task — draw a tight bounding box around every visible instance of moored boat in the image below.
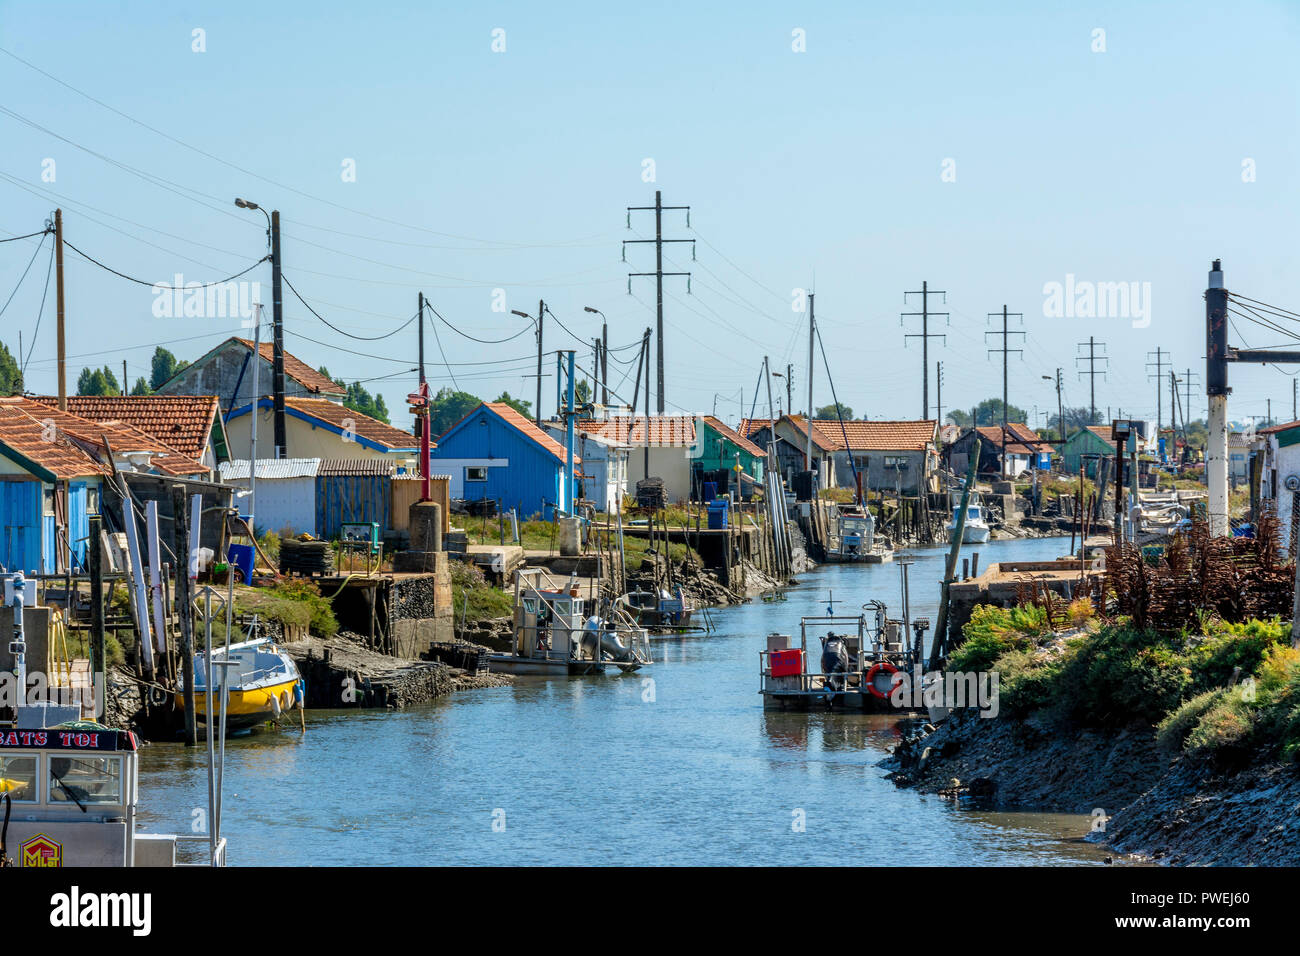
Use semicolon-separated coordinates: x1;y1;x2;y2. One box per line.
176;636;302;732
488;569;652;675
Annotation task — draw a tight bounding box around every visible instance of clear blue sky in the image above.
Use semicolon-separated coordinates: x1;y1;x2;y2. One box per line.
1;0;1297;432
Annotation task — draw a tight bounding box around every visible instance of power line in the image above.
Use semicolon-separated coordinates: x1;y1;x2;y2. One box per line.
0;47;613;249
0;228;49;321
281;272;417;340
1146;347;1170;433
1075;336;1108;424
903;280;948;418
62;239;268;288
626;190;692;413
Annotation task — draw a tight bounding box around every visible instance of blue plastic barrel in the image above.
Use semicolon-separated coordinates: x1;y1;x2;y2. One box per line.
227;543;254;584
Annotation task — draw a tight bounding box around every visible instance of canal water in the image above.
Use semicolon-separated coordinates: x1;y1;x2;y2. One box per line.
137;536;1112;865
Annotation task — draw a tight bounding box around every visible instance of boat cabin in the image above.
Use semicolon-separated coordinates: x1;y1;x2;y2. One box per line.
0;725;220;866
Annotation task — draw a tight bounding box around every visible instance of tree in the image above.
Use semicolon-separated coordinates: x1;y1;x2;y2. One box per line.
130;377;152;396
150;347;187;390
948;398;1029;428
317;367;391;424
76;366;121;396
815;402;853;420
494;391;532;418
429;387;483;438
0;341;22;396
575;380;592;405
1046;406;1095;439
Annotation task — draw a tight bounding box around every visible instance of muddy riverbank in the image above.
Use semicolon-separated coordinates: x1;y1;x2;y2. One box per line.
888;700;1300;865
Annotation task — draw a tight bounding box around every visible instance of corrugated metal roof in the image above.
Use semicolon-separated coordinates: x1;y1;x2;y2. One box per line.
219;458;321;480
317;458;395;476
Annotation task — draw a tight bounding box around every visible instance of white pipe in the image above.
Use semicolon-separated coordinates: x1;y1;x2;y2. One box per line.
145;501;167;656
1208;394;1229;536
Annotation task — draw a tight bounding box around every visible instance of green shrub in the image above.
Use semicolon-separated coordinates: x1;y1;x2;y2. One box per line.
949;604;1050;673
1184;690;1255;755
1055;625;1193;727
1156;689;1224;752
449;560;513;622
1187;617;1289;692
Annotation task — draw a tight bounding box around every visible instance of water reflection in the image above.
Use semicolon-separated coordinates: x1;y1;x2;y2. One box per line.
137;537;1116;865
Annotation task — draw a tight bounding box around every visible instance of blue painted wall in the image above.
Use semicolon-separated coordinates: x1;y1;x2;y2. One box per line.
432;405;564;519
0;481;42;574
68;481;89;570
316;474;390;538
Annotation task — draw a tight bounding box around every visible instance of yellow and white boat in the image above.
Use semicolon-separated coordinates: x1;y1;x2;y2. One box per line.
175;637;302;732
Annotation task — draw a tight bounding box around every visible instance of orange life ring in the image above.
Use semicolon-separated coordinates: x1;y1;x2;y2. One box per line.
865;662;900;700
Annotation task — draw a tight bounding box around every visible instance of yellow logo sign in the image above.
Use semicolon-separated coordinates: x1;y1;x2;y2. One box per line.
21;833;62;868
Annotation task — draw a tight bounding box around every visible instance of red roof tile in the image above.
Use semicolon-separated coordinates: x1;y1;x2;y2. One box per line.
577;415;697;447
31;395;220;461
488;403;580;464
972;424;1054;456
0;399;110;478
233;338;346;396
812;419;937;452
701;416;765;458
284;397;419;451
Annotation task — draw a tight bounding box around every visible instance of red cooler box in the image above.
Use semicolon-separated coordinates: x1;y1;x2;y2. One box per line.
770;648;804;677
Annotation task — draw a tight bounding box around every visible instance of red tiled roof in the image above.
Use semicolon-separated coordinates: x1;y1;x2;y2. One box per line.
812;419;937;452
739;416;837;451
973;424;1053;456
577;415;697;447
487;403;581;464
284;397;419;451
1259;419;1300;435
233;338;346;395
32;394;220;461
0;400;111;478
702;416;765;458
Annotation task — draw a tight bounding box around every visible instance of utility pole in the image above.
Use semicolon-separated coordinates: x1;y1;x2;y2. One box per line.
625;191;692;413
1075;336;1109;424
1293;378;1297;421
1054;368;1064;443
271;210;286;458
416;292;430;500
935;361;944;426
903;281;948;418
985;305;1025;475
601;322;609;406
806;293;815;472
55;208;66;411
1183;368;1201;428
785;363;793;418
1147;347;1169;434
535;300;545;424
629;327;652;479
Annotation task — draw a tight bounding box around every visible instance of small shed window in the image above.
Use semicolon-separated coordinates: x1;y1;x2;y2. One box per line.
884;456;909;469
466;466;487;482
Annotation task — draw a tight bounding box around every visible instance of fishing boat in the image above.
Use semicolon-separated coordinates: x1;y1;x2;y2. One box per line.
759;600;928;712
175;635;302;732
946;488;992;544
614;587;694;630
0;720;227;866
487;569;652;675
824;509;891;562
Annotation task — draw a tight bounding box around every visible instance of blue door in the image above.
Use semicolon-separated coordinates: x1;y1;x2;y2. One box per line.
0;481;42;574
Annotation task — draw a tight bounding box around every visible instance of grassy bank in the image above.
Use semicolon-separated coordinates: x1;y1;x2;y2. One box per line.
949;605;1300;766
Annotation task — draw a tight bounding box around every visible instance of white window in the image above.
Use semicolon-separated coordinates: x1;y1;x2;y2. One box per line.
0;754;39;803
49;754;123;806
465;466;487;482
884;456;909;469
